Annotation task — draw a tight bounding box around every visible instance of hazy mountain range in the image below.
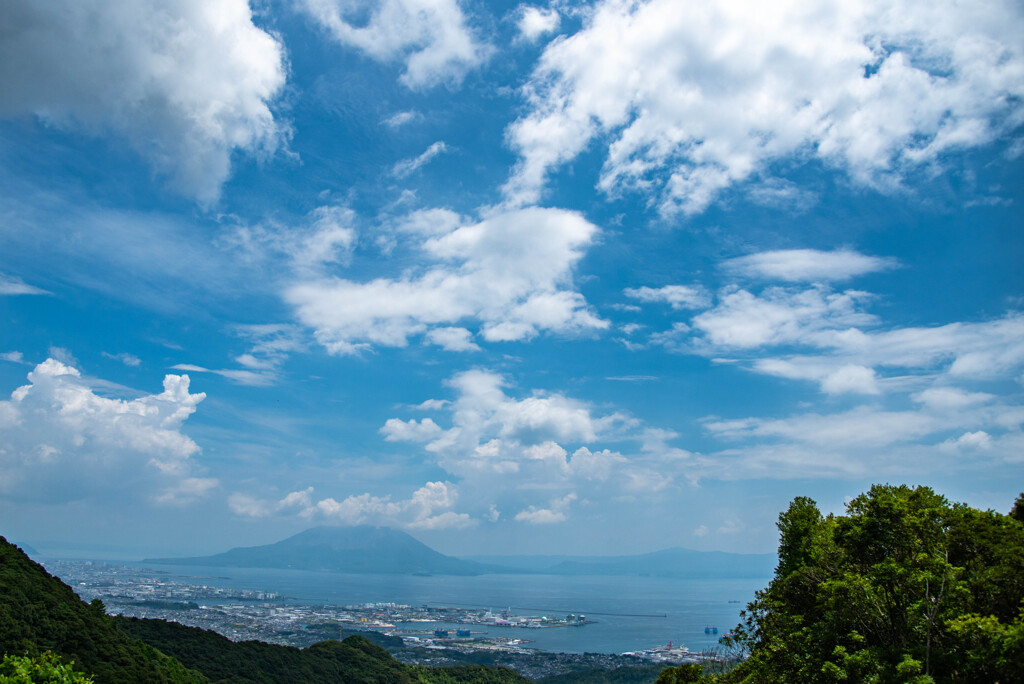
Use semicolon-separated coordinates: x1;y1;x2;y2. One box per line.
146;526;775;578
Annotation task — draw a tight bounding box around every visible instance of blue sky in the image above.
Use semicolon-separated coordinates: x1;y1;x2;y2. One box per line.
1;0;1022;559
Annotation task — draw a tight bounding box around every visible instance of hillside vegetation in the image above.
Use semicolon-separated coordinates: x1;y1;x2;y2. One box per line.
0;537;526;684
667;485;1024;683
115;617;527;684
0;537;205;683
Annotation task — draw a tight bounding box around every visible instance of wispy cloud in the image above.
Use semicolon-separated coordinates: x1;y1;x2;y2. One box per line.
0;273;50;296
392;141;449;178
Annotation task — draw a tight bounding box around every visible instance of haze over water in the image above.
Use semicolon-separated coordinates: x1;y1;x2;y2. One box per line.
125;563;768;654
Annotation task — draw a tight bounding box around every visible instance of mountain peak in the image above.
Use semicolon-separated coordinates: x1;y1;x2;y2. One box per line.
145;525;489;575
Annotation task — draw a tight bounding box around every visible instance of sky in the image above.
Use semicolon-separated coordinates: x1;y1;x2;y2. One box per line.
1;0;1022;560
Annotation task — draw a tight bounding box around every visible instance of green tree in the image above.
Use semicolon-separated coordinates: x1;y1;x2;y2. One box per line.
0;652;94;683
722;485;1024;684
1010;492;1024;524
653;664;709;684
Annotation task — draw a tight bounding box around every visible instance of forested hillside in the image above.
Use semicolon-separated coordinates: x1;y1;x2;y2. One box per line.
0;536;205;683
115;617;528;684
0;537;527;684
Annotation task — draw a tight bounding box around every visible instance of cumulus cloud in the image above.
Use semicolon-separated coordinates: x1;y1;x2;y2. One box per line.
425;326;480;351
820;364;880;395
624;285;710;310
689;286;876;350
286;207;606;354
723;249;899;282
232;481;473;529
380;417;444;442
515;492;577;524
0;273;50;296
516;6;560;42
297;0;490;89
0;359;213;504
0;0;287;204
504;0;1024;214
380;369;652;511
228;487;314;518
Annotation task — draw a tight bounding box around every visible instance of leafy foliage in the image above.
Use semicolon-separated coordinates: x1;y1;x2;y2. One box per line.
0;652;93;683
536;663;666;684
720;485;1024;683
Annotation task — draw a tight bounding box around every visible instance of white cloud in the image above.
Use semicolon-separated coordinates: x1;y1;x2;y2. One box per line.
0;0;287;204
414;399;449;411
514;492;577;524
689;286;876;350
728;311;1024;390
392;141;449;178
820;364;880;395
516;6;561;42
297;0;490;89
315;481;473;529
103;352;141;367
156;477;219;506
228;205;358;277
0;359;212;504
286;207;607;354
170;364;274;387
706;406;939;450
624;285;710;310
723;249;899;282
230;482;472;529
913;387;995;410
0;273;50;296
943;430;992;451
381;369;649;504
380;417;443;442
1;352;26;364
568;447;627;481
504;0;1024;214
383;110;422;128
228;487;314;518
425;327;480;352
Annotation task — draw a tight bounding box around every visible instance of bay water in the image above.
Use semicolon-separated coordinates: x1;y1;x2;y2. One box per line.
127;563;770;654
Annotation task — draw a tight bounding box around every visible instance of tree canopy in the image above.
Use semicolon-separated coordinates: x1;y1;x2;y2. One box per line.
710;484;1024;683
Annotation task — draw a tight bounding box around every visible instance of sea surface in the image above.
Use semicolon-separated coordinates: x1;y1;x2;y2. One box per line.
123;563;770;654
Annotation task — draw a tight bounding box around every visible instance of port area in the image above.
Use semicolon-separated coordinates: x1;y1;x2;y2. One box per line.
44;559;737;679
43;560;594;647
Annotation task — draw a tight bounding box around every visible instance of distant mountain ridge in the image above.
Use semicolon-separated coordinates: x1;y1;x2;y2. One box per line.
145;525;502;575
146;525;774;578
468;547;776;579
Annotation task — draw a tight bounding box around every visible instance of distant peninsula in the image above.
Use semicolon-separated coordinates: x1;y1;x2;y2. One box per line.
145;525;775;578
